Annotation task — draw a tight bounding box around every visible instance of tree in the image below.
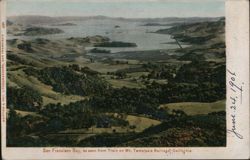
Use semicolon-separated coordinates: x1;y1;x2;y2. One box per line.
7;87;43;111
7;109;23;138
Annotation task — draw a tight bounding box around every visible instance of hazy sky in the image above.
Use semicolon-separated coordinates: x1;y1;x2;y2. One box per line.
7;0;225;18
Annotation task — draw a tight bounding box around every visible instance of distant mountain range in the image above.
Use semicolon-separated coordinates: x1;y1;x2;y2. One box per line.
8;15;223;25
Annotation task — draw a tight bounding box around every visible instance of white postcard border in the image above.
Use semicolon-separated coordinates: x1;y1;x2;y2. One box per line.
1;0;249;159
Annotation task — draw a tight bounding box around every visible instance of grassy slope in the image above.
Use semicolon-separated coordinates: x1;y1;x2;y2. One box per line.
108;79;145;89
7;36;112;107
48;114;161;143
6;109;42;118
7;19;226;147
159;100;225;115
8;69;86;106
125;115;161;132
155;18;225;63
60;114;161;134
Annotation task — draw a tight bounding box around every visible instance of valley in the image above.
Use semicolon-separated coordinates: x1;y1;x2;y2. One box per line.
6;16;226;147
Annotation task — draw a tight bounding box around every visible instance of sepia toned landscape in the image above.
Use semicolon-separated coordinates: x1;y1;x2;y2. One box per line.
6;0;226;147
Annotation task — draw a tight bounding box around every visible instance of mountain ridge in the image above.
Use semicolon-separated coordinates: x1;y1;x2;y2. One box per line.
8;15;223;25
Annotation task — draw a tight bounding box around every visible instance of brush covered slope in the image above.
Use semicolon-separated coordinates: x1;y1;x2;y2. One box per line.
7;17;226;147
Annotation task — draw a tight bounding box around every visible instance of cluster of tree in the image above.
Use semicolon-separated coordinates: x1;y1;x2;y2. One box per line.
7;100;131;146
7;109;49;146
17;42;33;52
148;81;225;103
38;101;93;131
7;87;43;111
108;62;178;81
107;71;127;79
94;41;137;47
114;66;147;73
24;66;109;96
176;61;225;83
77;111;226;147
138;63;177;81
95;114;129;128
90;76;224;119
39;101;129;132
90;48;111;53
68;64;99;76
90;87;168;120
147;70;175;80
104;59;129;65
17;27;64;36
7;104;225;147
7;53;35;66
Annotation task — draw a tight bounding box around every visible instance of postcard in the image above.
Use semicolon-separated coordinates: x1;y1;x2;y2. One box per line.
0;0;249;159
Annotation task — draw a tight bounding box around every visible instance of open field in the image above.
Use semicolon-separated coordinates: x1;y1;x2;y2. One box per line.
51;113;161;143
7;109;42;118
108;79;145;88
125;115;161;132
159;100;225;115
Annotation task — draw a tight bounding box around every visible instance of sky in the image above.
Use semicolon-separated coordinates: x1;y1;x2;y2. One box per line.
7;0;225;18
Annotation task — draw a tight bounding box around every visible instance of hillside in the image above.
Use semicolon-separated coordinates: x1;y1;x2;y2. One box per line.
155;17;225;45
7;17;226;147
8;15;221;25
15;27;64;36
159;100;225;116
